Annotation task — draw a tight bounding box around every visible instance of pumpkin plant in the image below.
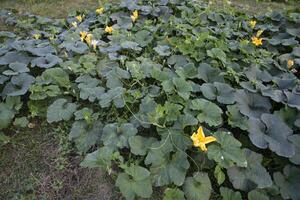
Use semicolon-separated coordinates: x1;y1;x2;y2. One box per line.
0;0;300;199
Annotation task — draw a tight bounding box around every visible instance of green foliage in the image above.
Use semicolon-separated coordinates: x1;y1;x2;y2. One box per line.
220;187;242;200
207;131;247;168
183;173;212;200
1;0;300;199
190;99;223;127
47;98;77;123
116;164;152;200
163;188;185;200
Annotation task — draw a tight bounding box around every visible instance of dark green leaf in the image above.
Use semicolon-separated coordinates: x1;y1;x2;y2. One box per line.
183;172;212;200
47;98;77;123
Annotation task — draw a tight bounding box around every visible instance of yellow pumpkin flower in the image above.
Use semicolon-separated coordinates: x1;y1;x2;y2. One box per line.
256;30;264;37
80;31;88;41
33;33;41;40
91;40;98;50
191;126;217;152
105;26;113;34
85;33;93;45
251;36;263;46
131;10;139;22
76;14;84;22
71;21;78;28
249;20;256;29
96;7;104;15
288;59;294;69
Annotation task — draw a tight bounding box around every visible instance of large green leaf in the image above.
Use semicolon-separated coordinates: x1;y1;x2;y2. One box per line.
2;73;35;96
13;117;29;128
226;105;248;130
41;68;70;88
154;45;171;56
207;131;247;168
31;54;62;68
248;114;295;158
227;149;272;191
145;150;190;186
274;106;300;130
197;63;225;83
80;146;115;169
121;41;142;51
183;172;212;200
207;48;227;63
157;127;192;151
101;123;137;150
200;82;235;104
214;165;225;185
274;165;300;200
220;187;242;200
235;90;271;118
288;134;300;165
248;189;269;200
0;97;22;129
76;75;105;102
69;120;103;153
190;99;223;127
116;165;152;200
173;77;193;100
135;30;153;47
163;188;185;200
47;98;77;123
128;135;156;156
99;87;125;108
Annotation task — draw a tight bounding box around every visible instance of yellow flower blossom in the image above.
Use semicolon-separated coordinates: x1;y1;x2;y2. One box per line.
71;21;78;28
105;26;113;34
251;36;263;46
256;30;264;37
131;10;139;22
80;31;88;41
288;59;294;69
191;126;217;152
33;33;41;40
249;20;256;29
96;7;104;15
91;39;98;50
85;34;93;45
76;14;84;22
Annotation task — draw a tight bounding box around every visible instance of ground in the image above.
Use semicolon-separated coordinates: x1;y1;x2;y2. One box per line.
0;122;117;200
0;0;299;199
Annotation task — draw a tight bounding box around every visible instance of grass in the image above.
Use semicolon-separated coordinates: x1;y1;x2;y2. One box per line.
0;122;117;200
0;0;100;18
0;0;299;19
223;0;300;14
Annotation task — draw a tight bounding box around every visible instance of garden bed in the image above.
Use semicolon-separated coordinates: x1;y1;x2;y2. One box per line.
1;0;300;199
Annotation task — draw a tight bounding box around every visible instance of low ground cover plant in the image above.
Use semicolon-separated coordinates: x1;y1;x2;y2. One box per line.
1;0;300;199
